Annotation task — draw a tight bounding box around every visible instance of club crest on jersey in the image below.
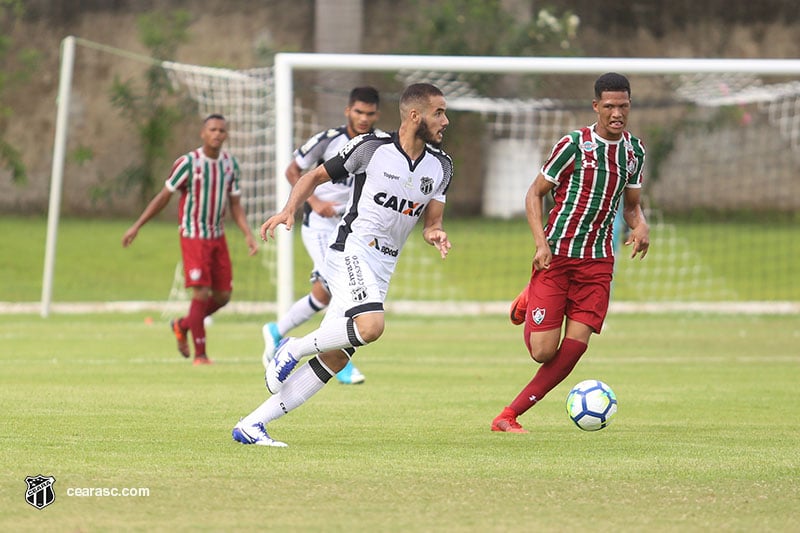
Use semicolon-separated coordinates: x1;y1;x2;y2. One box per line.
351;286;368;302
627;152;638;174
531;307;546;325
419;176;434;195
25;475;56;510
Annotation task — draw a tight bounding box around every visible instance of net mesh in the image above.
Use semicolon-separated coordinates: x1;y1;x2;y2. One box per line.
57;43;800;311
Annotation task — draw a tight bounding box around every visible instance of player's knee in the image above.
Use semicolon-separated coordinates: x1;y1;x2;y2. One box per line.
530;350;556;364
354;315;384;344
528;330;560;363
529;341;558;364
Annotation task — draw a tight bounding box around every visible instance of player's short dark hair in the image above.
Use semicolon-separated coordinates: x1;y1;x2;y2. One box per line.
349;86;380;107
594;73;631;98
204;113;226;123
400;83;444;108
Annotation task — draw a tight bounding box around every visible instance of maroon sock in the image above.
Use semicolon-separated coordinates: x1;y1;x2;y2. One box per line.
508;338;588;416
187;298;207;356
205;298;225;317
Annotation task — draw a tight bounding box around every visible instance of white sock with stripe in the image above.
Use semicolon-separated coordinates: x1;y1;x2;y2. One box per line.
287;317;365;359
276;293;326;337
241;357;335;426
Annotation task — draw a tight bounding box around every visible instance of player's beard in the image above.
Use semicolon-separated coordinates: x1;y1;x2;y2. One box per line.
416;118;442;148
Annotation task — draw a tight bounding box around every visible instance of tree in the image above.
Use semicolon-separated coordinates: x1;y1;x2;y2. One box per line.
401;0;580;96
0;0;40;184
104;9;194;206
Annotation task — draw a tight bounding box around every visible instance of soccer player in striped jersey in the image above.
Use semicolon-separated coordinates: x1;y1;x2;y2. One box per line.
232;83;452;447
260;87;381;386
122;114;258;366
492;72;650;433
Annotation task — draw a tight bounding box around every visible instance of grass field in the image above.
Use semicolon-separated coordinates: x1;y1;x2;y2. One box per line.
2;215;799;304
1;312;799;532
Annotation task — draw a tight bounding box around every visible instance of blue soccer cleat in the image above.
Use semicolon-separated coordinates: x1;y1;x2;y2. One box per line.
336;360;365;385
261;322;282;370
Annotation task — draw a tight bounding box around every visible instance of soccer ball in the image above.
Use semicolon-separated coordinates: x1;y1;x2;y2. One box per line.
566;379;618;431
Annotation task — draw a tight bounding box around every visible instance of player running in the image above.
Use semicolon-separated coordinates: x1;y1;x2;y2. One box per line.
232;83;452;447
260;86;381;386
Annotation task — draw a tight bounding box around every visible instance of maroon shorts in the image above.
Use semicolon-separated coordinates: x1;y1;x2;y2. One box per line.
523;255;614;337
180;235;233;292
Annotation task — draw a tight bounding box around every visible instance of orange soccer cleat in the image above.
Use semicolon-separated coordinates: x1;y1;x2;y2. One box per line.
170;319;190;358
509;286;529;326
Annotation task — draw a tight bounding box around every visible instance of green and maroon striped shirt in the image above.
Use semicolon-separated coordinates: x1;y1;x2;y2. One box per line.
165;148;241;239
540;124;645;258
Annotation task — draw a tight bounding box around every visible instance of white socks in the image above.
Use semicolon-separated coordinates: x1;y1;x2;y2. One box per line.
241;357;335;426
276;293;327;336
288;317;365;359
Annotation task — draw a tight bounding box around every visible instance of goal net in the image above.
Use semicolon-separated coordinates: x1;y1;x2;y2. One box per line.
45;42;800;315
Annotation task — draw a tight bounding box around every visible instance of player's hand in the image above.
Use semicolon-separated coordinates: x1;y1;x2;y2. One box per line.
121;227;138;248
245;234;259;256
260;211;295;242
426;229;451;259
532;247;552;271
309;198;341;218
625;225;650;259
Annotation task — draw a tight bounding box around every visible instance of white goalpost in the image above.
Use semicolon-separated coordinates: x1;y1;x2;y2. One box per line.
42;39;800;316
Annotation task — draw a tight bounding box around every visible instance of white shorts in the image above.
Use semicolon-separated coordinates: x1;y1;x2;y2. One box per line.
321;241;391;325
301;208;342;284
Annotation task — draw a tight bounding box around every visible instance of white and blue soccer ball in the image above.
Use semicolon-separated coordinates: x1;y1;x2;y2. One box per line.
566;379;618;431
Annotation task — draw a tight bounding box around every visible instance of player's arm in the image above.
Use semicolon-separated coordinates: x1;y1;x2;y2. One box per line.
287;158;339;218
121;186;173;247
621;187;649;259
229;194;258;256
261;165;332;241
525;173;555;270
422;199;451;260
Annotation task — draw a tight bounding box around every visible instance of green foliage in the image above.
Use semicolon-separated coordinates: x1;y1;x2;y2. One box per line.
69;144;94;165
103;9;194;206
401;0;581;95
405;0;580;57
0;0;40;184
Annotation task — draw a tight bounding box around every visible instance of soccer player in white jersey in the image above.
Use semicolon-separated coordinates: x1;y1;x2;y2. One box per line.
122;114;258;366
493;72;650;433
232;83;452;447
260;87;381;386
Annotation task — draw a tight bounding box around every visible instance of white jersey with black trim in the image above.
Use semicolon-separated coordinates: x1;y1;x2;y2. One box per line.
323;131;453;274
295;125;383;232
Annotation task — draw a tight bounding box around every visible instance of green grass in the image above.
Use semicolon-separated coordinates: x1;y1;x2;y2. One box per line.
2;215;798;303
1;312;799;531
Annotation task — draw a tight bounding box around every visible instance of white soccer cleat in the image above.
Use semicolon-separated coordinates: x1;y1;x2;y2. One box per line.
261;322;282;370
265;338;298;394
231;420;288;447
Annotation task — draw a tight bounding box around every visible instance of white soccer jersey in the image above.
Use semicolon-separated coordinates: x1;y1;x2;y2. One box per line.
322;131;453;277
295;125;383;234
